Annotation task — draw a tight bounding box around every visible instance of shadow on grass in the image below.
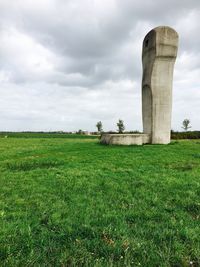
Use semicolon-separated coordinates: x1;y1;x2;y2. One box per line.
6;159;64;171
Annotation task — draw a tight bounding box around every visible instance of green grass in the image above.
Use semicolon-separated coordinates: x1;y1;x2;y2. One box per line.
0;132;97;139
0;136;200;266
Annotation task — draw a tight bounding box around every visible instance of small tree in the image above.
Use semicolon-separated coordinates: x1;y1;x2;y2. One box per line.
77;129;83;134
182;119;192;131
117;119;125;133
96;121;103;133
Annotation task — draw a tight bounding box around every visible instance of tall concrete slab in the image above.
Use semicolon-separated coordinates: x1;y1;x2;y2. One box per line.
142;26;178;144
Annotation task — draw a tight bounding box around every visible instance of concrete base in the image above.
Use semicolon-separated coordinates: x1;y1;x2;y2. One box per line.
100;133;150;145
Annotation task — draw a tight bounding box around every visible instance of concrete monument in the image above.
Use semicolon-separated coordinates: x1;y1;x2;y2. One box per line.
142;26;178;144
101;26;178;145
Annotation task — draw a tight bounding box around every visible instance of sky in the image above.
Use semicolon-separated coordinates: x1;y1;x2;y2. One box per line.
0;0;200;132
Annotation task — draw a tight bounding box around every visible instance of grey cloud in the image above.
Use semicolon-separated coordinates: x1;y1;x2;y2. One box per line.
0;0;200;131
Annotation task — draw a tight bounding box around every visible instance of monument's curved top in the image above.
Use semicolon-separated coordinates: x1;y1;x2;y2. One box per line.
142;26;179;59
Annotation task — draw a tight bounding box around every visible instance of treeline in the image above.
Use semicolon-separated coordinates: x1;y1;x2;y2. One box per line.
171;131;200;140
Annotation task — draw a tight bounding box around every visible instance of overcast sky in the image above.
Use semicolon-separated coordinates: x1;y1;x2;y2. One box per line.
0;0;200;132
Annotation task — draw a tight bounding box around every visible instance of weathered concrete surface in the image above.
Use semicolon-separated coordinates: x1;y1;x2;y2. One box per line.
100;134;150;145
142;26;178;144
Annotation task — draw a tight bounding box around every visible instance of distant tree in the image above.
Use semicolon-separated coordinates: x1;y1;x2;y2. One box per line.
77;129;83;134
117;119;125;133
182;119;192;131
96;121;103;133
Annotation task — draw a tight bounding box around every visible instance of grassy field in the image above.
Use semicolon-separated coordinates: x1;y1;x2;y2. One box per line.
0;132;98;139
0;135;200;266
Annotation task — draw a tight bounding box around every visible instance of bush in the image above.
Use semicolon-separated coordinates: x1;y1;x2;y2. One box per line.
171;131;200;140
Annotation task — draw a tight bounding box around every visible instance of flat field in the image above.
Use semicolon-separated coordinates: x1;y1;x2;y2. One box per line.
0;135;200;266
